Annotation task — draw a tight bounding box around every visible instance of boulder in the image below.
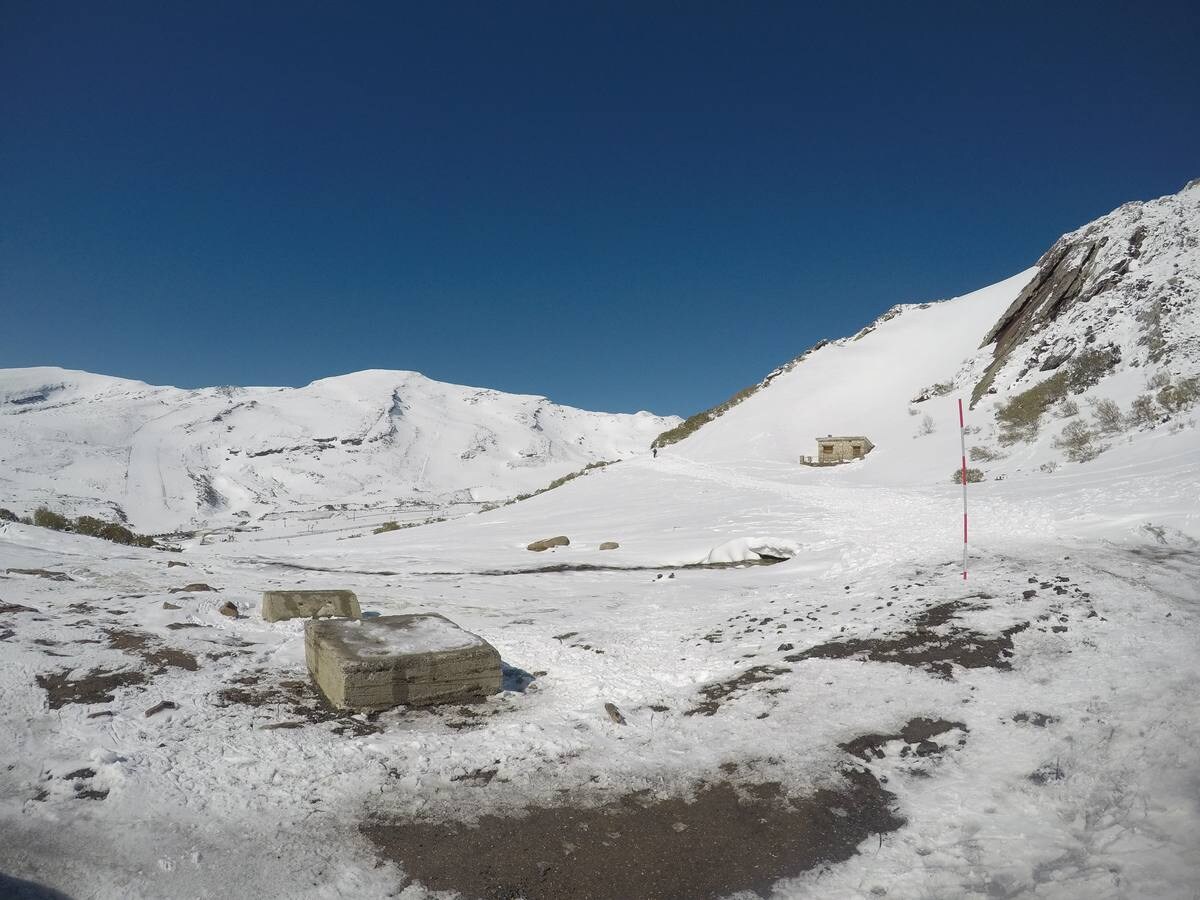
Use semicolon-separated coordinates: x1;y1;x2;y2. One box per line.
169;583;215;593
305;614;501;710
262;589;360;623
218;601;239;617
527;535;569;552
599;541;620;550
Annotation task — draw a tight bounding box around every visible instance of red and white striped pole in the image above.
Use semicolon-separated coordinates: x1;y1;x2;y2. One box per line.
958;398;968;580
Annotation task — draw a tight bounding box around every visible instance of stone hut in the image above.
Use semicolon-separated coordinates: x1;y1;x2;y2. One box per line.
801;435;875;465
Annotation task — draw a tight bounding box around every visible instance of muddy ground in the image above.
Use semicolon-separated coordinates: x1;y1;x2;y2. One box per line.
365;767;904;900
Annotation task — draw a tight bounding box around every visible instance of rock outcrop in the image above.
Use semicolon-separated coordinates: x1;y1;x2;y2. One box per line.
527;535;569;551
971;179;1200;406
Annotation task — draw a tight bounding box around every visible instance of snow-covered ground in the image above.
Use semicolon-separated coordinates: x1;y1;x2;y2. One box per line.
2;184;1199;899
3;435;1197;899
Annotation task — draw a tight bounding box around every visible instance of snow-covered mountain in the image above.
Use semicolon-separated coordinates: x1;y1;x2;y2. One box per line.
0;367;678;532
655;179;1200;481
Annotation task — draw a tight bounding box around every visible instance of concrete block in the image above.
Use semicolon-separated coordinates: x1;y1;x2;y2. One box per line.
262;589;360;622
305;614;501;710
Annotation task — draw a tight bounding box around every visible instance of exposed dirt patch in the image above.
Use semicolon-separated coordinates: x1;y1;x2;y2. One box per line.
216;671;380;736
105;628;199;672
785;600;1029;678
364;767;902;900
840;717;967;761
0;602;38;614
6;568;73;581
684;665;791;717
36;668;147;708
1013;711;1059;727
451;767;499;785
1029;762;1066;785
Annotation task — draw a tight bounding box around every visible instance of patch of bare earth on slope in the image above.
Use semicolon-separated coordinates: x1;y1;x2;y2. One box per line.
36;668;148;708
34;626;201;708
785;598;1029;678
215;670;382;736
364;767;903;900
683;664;791;717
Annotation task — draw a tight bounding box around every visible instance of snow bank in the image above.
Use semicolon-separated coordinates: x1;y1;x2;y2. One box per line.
702;536;800;564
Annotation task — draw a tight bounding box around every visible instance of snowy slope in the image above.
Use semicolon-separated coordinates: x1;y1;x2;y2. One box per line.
665;180;1200;484
674;271;1034;481
0;368;678;533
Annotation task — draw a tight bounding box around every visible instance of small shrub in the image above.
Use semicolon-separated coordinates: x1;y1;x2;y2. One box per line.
0;508;18;523
1145;371;1172;391
907;407;920;417
33;507;72;531
506;459;618;505
969;445;1004;462
97;522;137;545
1064;347;1120;393
1158;376;1200;414
373;521;401;534
1089;398;1124;435
917;414;936;436
995;370;1068;445
952;467;986;484
1129;394;1160;428
1138;304;1167;362
1054;420;1107;462
652;383;760;449
74;515;106;537
930;381;955;397
1054;399;1079;418
1040;461;1059;474
545;471;581;492
962;424;982;435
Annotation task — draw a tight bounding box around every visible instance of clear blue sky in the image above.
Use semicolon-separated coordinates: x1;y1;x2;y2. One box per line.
2;2;1197;416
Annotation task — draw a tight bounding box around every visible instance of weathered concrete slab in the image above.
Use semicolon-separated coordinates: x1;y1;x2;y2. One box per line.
305;614;501;710
262;589;360;622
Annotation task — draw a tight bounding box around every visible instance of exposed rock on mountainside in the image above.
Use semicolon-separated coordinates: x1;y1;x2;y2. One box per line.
971;179;1199;405
648;180;1197;474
